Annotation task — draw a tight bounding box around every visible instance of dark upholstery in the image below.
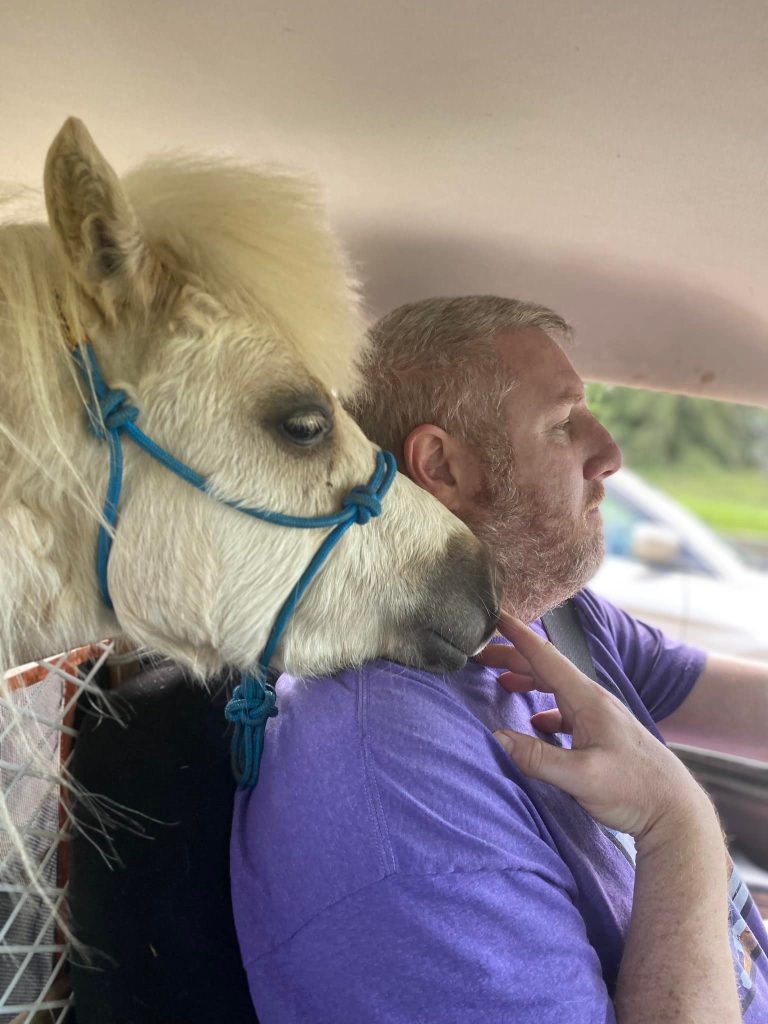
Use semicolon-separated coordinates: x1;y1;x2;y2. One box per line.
68;663;258;1024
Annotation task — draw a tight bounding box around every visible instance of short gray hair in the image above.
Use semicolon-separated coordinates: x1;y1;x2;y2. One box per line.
348;295;571;465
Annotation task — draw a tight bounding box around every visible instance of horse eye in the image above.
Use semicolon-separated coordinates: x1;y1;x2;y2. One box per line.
280;407;332;447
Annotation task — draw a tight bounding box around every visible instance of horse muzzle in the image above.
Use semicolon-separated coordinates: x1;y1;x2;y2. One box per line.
401;534;500;673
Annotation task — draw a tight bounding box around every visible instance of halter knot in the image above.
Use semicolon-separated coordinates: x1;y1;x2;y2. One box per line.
342;484;383;525
224;674;279;727
85;386;139;439
225;674;279;787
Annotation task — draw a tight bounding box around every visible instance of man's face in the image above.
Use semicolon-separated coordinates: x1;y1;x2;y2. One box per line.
464;328;622;621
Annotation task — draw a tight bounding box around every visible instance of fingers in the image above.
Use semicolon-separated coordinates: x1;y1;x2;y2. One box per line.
530;708;570;734
494;613;596;707
494;611;554;661
494;729;581;788
476;643;532;674
496;670;538;694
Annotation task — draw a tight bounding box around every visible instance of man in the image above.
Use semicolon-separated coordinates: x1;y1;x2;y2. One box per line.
230;296;768;1022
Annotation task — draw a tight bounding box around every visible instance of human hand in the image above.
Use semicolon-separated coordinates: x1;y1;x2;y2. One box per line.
478;612;713;841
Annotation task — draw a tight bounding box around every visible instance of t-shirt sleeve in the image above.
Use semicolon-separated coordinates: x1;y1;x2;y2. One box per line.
243;867;617;1024
585;590;707;722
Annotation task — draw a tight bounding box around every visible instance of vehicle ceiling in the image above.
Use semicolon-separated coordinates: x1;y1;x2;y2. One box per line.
2;1;766;405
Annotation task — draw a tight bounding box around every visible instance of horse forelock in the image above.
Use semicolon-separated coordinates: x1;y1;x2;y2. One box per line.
0;156;367;469
122;157;368;400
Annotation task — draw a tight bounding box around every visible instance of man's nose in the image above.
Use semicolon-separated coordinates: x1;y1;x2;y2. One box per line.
584;422;623;480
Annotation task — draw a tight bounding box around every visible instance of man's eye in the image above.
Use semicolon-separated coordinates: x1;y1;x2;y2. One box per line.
280;408;332;447
555;418;572;432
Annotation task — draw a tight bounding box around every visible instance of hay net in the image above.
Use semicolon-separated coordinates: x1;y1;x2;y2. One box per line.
1;643;113;1024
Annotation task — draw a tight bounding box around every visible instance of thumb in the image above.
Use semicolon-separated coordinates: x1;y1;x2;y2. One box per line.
494;729;576;788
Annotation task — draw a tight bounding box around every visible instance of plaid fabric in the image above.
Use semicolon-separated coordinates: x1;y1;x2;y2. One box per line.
1;646;105;1024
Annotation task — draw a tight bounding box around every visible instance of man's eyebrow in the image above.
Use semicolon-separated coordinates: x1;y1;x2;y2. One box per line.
552;387;586;406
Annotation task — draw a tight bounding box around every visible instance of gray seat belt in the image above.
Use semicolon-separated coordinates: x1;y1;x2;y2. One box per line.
540;598;632;710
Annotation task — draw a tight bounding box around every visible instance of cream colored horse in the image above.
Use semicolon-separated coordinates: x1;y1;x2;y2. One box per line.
0;118;498;684
0;121;499;987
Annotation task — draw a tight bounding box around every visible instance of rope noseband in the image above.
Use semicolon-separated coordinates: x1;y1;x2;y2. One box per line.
73;342;397;786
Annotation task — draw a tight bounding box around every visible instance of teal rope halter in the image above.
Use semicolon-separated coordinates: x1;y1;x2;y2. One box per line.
73;342;397;787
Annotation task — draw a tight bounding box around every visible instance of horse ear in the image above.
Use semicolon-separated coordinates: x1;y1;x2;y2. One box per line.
44;117;161;318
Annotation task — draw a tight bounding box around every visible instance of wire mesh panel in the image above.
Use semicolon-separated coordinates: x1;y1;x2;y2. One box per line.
1;644;113;1024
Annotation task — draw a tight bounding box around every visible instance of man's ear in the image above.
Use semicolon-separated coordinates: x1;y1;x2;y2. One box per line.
403;424;483;515
44;117;163;320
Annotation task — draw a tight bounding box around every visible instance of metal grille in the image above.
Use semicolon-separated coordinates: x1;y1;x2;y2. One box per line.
1;643;113;1024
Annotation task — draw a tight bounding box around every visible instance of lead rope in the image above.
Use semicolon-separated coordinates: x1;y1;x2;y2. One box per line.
72;341;397;786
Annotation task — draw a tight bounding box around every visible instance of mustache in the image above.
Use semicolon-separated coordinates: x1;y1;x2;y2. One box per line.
586;482;606;511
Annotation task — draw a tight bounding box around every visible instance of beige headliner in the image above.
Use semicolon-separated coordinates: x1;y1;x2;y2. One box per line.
2;0;766;404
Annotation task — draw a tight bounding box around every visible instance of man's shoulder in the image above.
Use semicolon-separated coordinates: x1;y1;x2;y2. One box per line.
572;586;621;630
259;660;534;845
232;657;565;909
268;657;508;764
570;586;647;658
264;659;548;810
265;659;483;774
231;658;626;968
571;587;706;721
573;584;682;646
275;657;464;721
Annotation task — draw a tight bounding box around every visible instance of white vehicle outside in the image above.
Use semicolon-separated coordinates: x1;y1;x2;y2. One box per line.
591;468;768;661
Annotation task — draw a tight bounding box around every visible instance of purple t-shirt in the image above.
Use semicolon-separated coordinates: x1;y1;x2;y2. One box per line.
231;589;768;1022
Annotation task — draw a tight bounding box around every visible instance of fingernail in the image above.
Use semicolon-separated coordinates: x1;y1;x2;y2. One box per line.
494;731;515;754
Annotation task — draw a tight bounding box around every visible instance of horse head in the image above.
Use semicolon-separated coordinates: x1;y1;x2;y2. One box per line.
1;118;499;679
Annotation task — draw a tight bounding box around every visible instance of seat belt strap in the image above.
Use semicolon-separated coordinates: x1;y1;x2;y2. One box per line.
540;599;599;681
541;598;632;711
